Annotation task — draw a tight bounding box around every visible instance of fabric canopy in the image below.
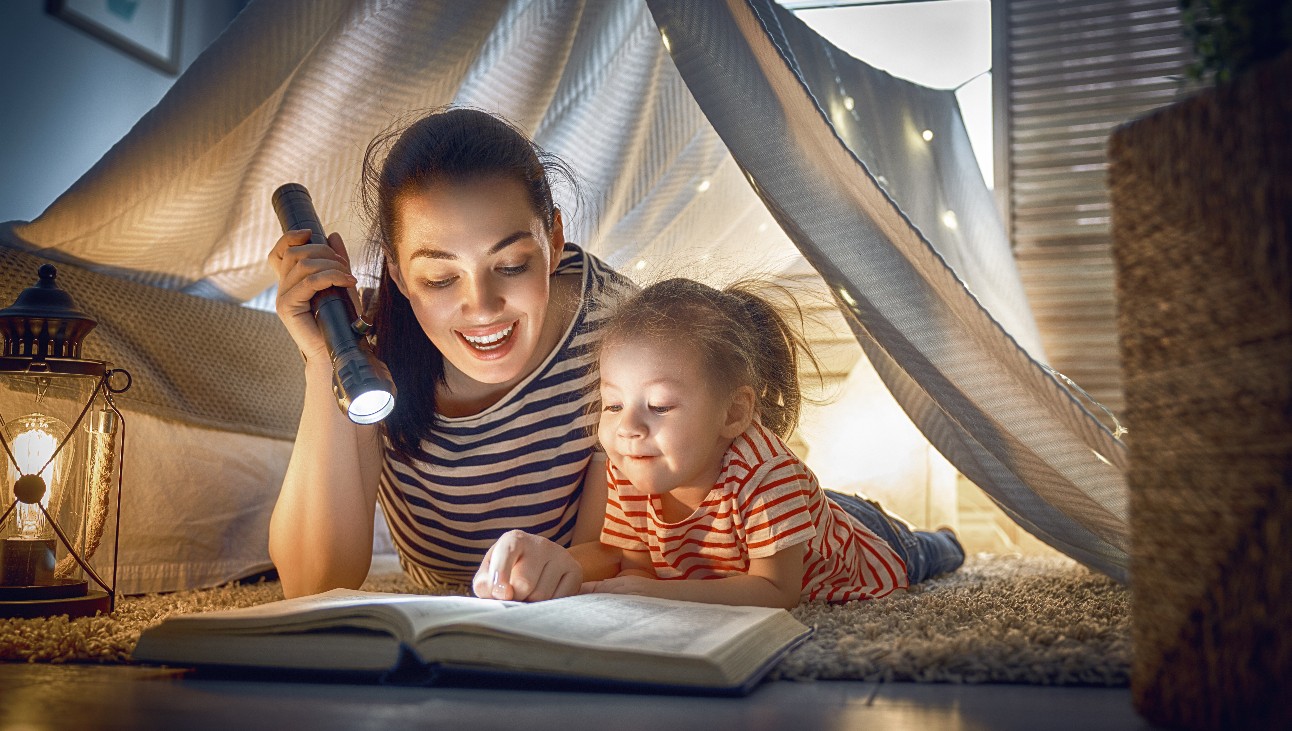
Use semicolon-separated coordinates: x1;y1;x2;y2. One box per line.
1;0;1129;584
649;0;1128;581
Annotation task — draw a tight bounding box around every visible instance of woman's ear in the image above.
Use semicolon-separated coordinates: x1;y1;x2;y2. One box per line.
548;209;567;275
722;385;757;439
387;257;408;298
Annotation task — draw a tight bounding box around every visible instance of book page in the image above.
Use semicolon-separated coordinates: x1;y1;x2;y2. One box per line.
153;589;513;642
455;594;777;657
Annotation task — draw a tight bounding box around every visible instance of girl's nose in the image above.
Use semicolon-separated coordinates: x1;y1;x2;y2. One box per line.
617;408;647;438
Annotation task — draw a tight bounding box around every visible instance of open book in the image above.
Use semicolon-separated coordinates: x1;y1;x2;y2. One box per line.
132;589;811;695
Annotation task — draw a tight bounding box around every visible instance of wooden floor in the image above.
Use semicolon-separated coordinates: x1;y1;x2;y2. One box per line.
2;663;1156;731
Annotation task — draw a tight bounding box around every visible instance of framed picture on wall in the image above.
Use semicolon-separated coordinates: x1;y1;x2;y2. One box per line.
47;0;183;75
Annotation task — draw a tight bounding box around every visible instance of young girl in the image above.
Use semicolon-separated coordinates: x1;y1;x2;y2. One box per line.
487;277;964;608
267;107;632;598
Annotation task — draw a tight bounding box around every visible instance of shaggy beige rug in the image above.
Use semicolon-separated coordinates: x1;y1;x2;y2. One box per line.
0;554;1129;686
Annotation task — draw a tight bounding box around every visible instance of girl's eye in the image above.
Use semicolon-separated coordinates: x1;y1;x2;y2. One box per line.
649;405;674;415
424;276;456;289
498;263;530;276
603;404;622;413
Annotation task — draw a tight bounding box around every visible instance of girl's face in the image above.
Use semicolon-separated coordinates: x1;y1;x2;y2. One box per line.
598;339;752;496
389;175;563;387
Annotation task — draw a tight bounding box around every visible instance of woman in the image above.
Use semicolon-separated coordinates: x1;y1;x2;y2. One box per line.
267;107;631;598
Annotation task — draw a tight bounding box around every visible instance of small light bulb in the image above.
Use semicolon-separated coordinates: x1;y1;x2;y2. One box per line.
843;96;855;111
838;288;858;308
922;129;934;142
6;414;68;539
696;179;711;193
660;32;671;53
941;210;958;229
635;260;647;271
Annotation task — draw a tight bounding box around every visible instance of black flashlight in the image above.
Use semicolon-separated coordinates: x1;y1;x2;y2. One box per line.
272;183;396;424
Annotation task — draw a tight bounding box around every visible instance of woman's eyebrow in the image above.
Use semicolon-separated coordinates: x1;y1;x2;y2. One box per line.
407;231;533;261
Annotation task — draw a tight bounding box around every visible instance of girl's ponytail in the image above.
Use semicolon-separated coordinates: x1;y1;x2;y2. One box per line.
724;282;818;440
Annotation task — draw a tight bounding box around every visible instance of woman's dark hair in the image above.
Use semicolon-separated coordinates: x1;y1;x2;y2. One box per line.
598;278;820;440
360;106;575;455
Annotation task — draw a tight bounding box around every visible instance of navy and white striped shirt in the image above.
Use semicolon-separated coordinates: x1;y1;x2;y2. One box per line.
377;244;632;588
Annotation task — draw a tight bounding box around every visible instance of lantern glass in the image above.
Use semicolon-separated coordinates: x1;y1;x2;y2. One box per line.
0;369;116;610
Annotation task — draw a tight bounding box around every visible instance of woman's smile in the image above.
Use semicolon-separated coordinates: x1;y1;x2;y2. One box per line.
456;321;518;357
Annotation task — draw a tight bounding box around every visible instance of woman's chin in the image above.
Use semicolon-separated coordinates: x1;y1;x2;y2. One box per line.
451;336;532;384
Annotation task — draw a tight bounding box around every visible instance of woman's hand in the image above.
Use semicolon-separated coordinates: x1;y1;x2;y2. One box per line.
473;530;583;602
267;228;360;364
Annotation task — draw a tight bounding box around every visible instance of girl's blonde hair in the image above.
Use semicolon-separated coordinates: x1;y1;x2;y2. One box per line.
599;278;820;439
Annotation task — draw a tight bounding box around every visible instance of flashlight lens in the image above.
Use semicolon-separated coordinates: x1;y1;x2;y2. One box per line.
348;390;395;424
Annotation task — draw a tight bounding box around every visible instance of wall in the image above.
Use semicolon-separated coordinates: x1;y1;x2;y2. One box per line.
0;0;246;224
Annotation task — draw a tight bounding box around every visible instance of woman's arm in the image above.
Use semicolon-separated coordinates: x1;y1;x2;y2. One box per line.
269;360;383;598
267;229;383;598
584;542;807;609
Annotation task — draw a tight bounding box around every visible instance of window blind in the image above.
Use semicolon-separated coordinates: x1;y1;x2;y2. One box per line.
993;0;1194;413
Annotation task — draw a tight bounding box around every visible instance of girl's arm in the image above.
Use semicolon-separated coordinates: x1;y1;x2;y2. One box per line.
584;542;808;609
566;451;621;582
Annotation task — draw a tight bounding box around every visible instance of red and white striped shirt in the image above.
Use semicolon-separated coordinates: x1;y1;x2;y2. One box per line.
601;422;908;603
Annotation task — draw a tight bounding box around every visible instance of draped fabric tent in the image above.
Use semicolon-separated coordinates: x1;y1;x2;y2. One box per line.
0;0;1129;592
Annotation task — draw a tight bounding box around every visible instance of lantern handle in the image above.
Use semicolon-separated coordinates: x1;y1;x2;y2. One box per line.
106;368;131;394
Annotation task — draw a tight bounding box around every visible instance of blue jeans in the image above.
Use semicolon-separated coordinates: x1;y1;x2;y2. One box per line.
825;490;965;585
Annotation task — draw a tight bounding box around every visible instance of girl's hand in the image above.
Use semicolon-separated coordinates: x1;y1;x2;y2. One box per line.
267;228;360;364
579;574;655;596
473;530;583;602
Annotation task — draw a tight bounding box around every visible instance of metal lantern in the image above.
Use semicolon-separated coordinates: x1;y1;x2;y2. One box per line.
0;264;130;618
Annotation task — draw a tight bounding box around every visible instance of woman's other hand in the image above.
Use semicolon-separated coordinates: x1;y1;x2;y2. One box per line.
268;228;360;364
473;530;583;602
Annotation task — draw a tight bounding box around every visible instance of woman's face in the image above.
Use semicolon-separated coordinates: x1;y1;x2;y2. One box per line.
389;174;563;387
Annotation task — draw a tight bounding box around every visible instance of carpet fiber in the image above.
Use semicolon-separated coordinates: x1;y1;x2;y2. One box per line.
0;554;1129;686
